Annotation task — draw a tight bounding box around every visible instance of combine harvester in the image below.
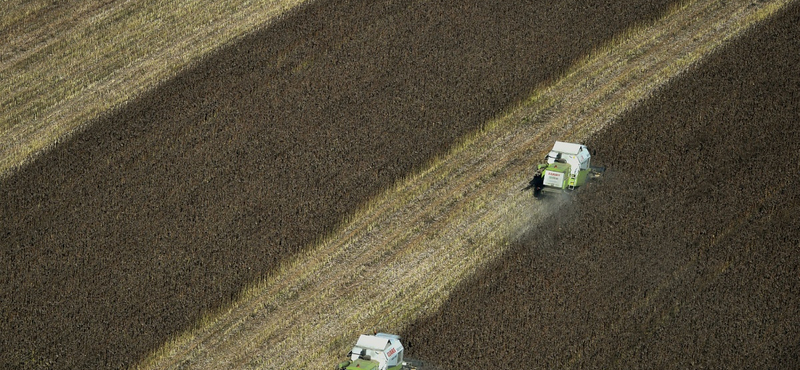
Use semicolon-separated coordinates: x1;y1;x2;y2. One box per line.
526;141;604;197
335;333;423;370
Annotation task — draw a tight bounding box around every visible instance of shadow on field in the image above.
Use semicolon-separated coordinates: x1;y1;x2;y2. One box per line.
403;3;800;368
0;0;674;368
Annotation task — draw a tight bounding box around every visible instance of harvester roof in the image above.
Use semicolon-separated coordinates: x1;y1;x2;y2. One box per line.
551;141;588;155
355;334;393;351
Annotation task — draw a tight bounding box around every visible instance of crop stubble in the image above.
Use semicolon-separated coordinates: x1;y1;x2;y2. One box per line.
0;0;674;369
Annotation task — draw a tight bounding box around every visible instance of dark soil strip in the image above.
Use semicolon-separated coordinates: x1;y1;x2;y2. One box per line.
403;2;800;368
0;1;674;368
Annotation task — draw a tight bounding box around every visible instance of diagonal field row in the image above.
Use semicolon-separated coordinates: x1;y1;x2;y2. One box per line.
0;0;309;177
137;0;794;368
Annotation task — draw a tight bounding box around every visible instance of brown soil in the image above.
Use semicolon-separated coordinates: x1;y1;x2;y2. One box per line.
403;2;800;368
0;0;675;369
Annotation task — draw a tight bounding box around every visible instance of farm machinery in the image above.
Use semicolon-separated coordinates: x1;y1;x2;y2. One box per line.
335;333;421;370
526;141;604;197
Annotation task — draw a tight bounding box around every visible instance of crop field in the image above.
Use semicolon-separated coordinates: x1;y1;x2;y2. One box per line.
0;0;309;177
1;0;677;368
405;3;800;368
2;0;798;369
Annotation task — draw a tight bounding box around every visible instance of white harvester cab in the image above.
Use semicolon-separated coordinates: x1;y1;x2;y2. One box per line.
546;141;591;174
344;333;405;370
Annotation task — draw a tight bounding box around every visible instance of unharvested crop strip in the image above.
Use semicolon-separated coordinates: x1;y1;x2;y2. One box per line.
605;154;798;365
